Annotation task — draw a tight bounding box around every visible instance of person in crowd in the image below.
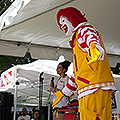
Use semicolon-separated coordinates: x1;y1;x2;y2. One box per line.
118;114;120;120
52;7;116;120
17;107;30;120
50;60;71;120
31;109;40;120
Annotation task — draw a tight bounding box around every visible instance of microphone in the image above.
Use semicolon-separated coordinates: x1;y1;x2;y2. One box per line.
40;72;44;82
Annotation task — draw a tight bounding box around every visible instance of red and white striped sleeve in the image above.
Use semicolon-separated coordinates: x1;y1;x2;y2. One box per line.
61;73;77;96
77;23;104;60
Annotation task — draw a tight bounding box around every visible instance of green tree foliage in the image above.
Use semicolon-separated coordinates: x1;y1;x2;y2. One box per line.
0;53;36;75
111;63;120;75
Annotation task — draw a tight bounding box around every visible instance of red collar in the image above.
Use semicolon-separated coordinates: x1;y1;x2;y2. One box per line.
63;74;67;78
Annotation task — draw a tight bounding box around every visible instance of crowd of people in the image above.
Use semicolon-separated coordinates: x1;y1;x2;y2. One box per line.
16;108;40;120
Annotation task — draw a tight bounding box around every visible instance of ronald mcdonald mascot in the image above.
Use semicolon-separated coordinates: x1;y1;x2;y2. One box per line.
52;7;116;120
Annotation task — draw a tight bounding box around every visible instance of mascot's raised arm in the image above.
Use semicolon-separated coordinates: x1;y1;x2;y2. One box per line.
52;7;116;120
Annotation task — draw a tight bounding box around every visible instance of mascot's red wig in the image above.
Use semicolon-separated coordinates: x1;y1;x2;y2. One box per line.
57;7;87;29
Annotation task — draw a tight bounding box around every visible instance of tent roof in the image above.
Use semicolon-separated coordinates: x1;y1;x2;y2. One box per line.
0;57;120;107
0;0;120;63
0;56;75;106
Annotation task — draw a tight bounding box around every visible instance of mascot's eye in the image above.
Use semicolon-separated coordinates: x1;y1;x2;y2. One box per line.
61;18;65;23
60;16;66;24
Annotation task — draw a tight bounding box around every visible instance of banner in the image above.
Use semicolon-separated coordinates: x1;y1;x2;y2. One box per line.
1;67;16;88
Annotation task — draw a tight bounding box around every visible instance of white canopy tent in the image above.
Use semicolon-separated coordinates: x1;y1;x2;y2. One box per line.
0;0;120;67
0;56;120;110
0;56;74;105
0;56;74;120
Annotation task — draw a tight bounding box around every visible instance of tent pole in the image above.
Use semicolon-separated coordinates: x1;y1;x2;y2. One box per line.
47;93;51;120
13;67;19;120
13;81;19;120
48;77;54;120
48;102;51;120
39;72;44;120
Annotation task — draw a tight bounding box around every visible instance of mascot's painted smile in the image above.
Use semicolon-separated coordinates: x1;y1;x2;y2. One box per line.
61;24;68;33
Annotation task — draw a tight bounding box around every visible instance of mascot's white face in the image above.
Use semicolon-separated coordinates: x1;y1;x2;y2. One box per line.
59;16;74;36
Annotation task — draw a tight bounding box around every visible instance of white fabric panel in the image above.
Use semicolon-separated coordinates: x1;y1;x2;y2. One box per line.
0;40;72;60
0;0;31;31
0;40;27;57
30;44;72;60
0;0;120;63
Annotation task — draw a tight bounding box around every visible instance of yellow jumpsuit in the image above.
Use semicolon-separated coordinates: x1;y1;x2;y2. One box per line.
71;23;115;120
